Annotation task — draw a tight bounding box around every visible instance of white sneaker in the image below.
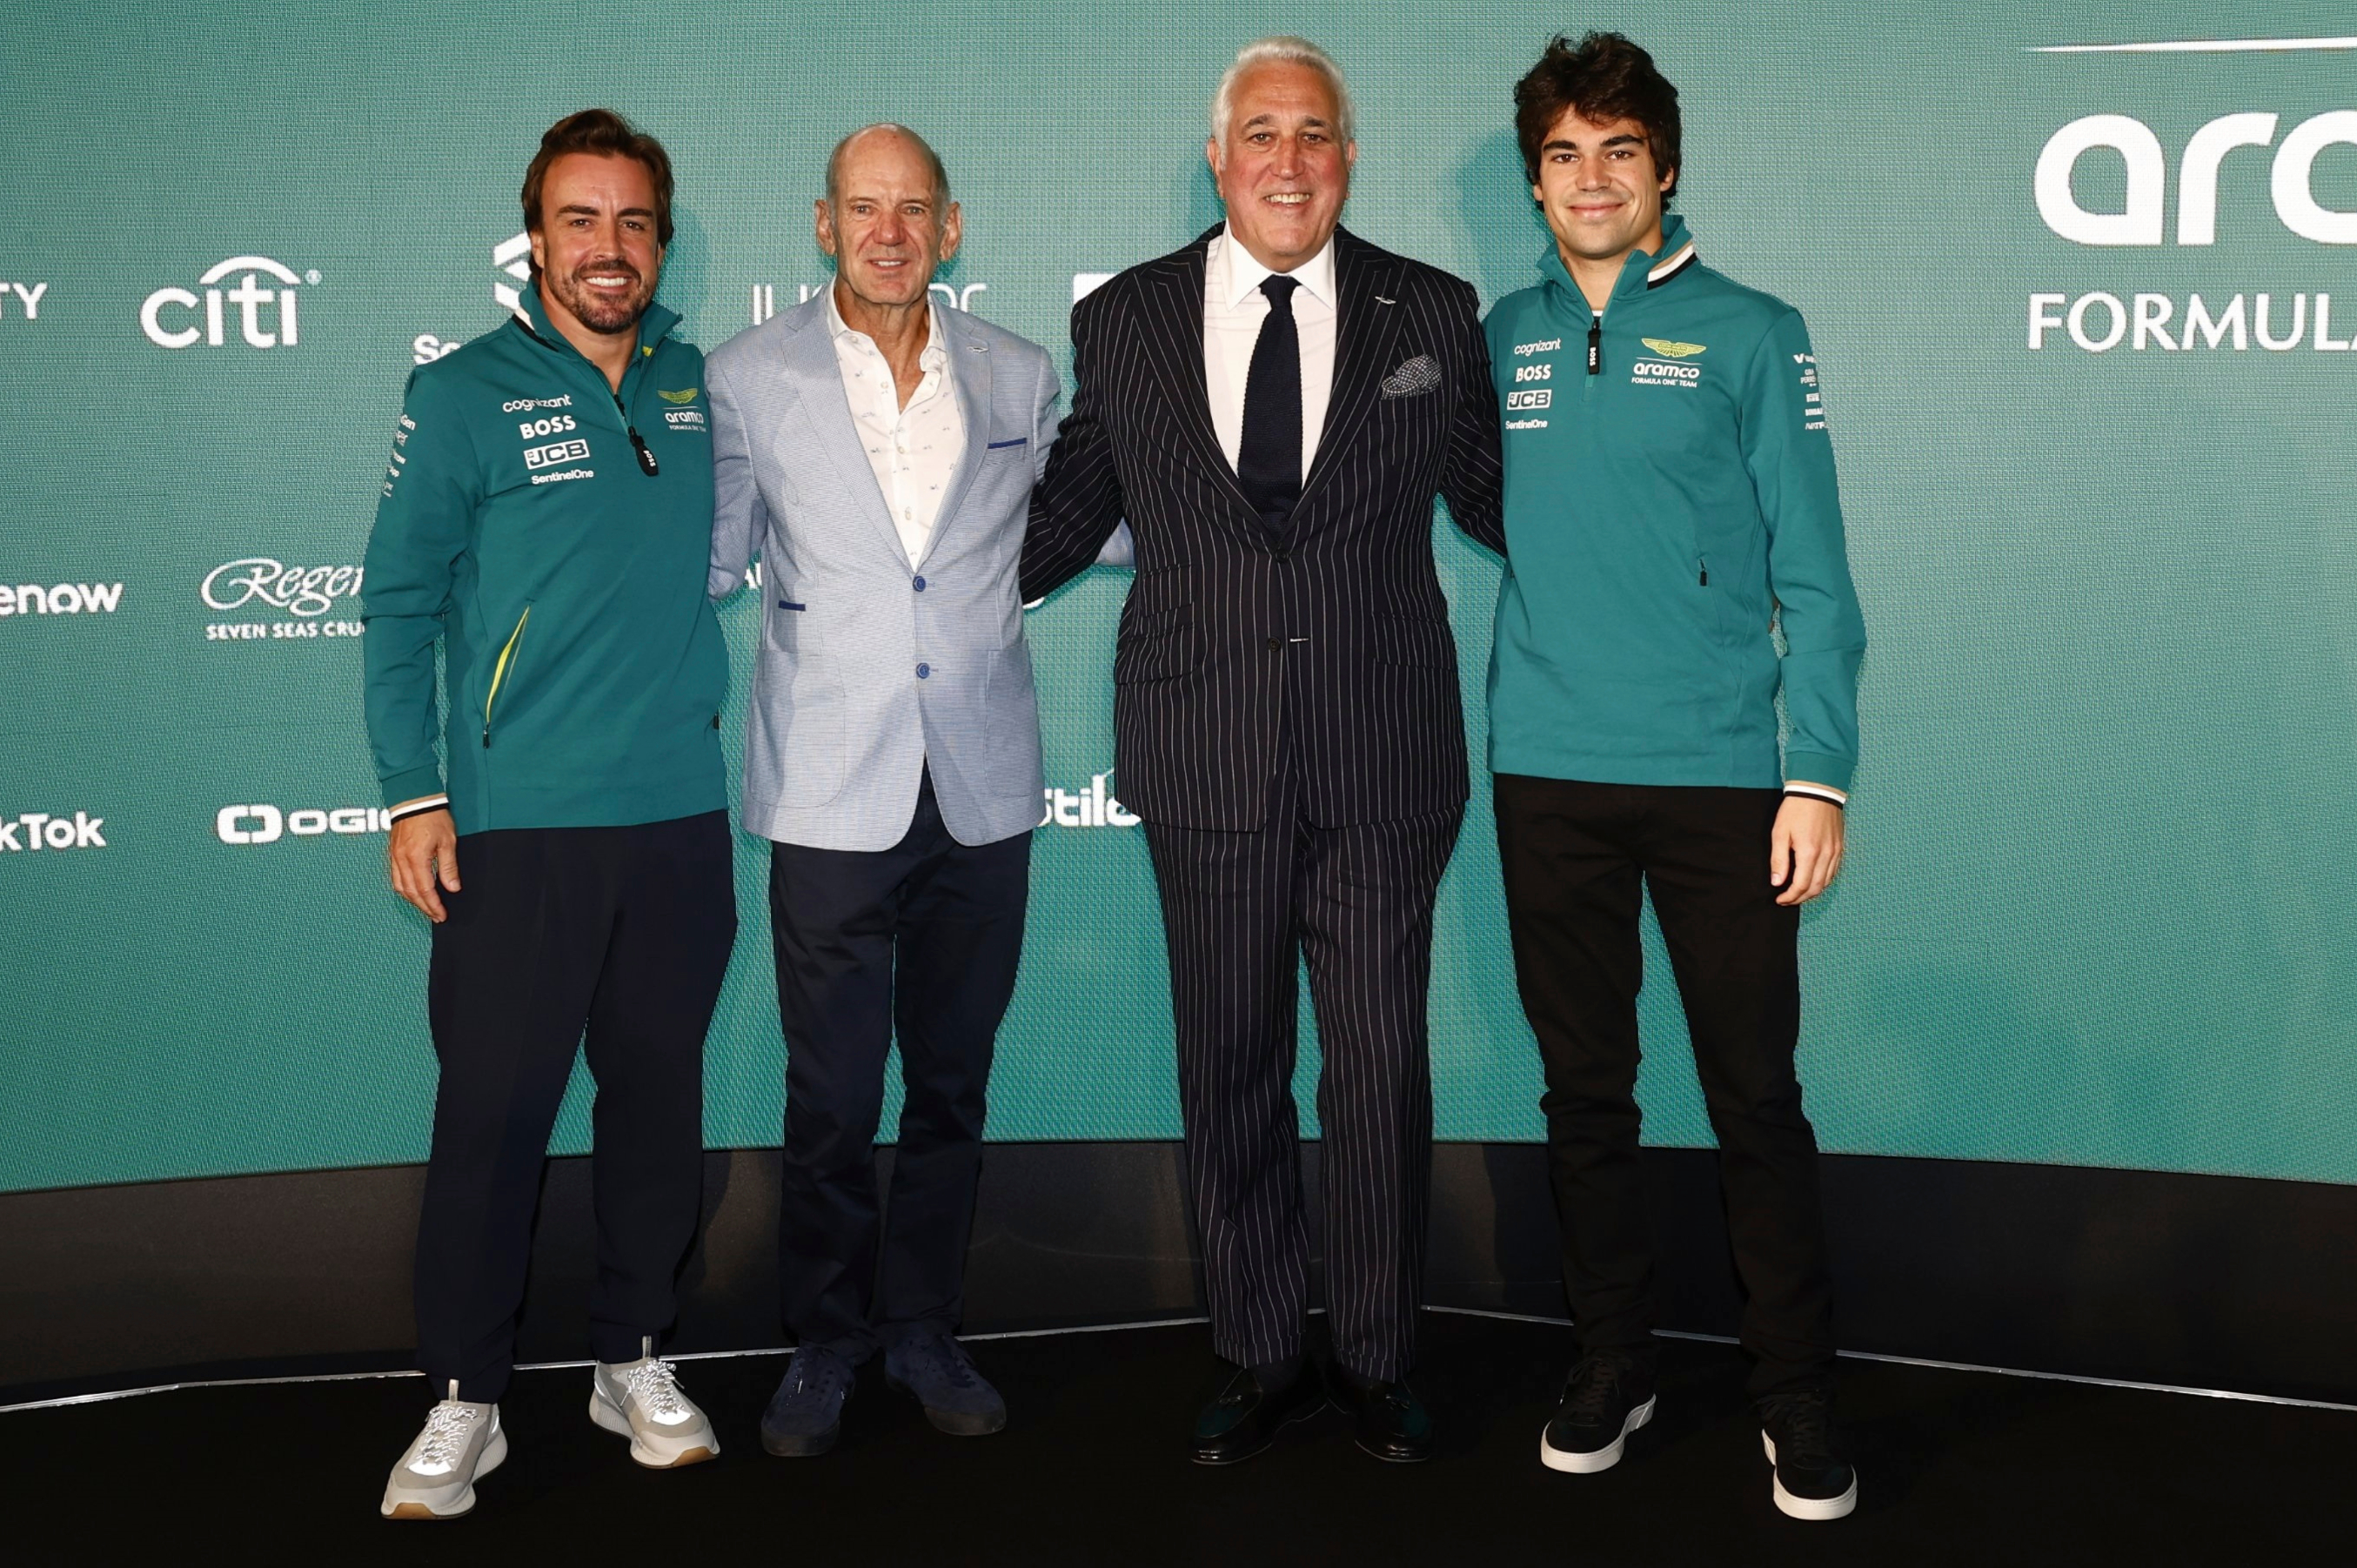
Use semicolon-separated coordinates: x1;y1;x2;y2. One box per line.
381;1381;506;1519
592;1337;720;1468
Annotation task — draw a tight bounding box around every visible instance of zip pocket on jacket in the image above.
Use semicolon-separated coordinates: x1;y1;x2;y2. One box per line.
481;605;532;747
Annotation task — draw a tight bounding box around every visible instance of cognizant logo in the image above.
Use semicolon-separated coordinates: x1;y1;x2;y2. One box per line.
1;811;106;851
141;256;319;349
216;805;391;844
1041;770;1138;829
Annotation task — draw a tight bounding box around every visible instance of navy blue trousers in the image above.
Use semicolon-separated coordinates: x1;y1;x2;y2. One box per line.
767;772;1032;1362
414;810;736;1404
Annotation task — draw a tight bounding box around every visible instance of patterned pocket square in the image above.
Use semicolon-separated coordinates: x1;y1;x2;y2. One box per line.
1381;355;1442;398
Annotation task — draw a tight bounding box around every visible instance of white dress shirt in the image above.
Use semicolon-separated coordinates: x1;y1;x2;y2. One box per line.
1202;224;1338;485
827;285;965;563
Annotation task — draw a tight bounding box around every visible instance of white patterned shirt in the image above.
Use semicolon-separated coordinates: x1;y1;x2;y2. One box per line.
827;285;964;563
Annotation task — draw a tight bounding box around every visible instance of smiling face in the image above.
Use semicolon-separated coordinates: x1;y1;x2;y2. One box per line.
1532;109;1674;274
1209;60;1355;271
528;152;663;337
816;128;960;312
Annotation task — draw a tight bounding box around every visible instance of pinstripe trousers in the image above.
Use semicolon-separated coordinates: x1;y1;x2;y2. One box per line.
1142;716;1463;1383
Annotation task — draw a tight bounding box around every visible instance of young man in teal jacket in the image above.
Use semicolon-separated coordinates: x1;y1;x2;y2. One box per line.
1485;35;1865;1519
364;111;734;1518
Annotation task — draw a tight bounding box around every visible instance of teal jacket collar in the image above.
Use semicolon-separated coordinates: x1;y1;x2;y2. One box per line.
517;279;680;369
1540;211;1700;311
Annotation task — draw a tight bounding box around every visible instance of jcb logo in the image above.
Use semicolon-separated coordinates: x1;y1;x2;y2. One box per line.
1505;389;1552;411
2037;111;2357;245
525;439;591;470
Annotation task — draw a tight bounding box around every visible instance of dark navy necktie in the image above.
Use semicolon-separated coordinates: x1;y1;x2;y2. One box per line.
1236;273;1302;541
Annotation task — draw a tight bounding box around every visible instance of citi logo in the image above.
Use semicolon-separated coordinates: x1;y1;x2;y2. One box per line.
1;811;106;851
2037;111;2357;245
141;256;318;348
216;805;390;845
0;281;47;321
1041;771;1138;829
1;580;123;617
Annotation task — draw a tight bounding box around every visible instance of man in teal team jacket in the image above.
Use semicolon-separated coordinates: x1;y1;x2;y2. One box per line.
363;111;734;1520
1483;36;1866;1520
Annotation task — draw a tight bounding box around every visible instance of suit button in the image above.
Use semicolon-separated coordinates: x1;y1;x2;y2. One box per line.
1272;551;1290;565
913;575;927;591
1267;637;1283;651
916;663;931;679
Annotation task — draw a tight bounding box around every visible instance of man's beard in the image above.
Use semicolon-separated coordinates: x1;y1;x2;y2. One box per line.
548;259;653;335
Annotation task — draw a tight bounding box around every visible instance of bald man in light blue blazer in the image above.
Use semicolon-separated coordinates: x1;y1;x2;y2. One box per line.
706;124;1057;1459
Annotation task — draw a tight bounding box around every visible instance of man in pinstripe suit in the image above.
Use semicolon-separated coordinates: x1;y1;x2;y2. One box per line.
1021;37;1505;1464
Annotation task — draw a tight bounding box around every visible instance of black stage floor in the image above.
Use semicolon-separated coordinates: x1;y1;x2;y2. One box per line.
8;1310;2352;1565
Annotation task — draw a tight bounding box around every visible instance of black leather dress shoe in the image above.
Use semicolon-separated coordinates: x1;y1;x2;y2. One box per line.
1328;1372;1436;1464
1191;1364;1323;1465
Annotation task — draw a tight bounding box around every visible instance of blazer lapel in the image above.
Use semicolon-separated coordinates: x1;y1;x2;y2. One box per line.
1296;229;1407;521
917;312;994;568
775;302;911;568
1137;238;1263;527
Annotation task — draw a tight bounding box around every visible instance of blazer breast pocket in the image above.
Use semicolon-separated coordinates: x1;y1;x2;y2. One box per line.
1380;354;1443;399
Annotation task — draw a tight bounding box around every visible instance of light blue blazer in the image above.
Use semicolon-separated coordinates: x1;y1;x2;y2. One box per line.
707;296;1057;851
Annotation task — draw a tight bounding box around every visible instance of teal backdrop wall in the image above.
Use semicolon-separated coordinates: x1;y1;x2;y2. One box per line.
5;3;2355;1194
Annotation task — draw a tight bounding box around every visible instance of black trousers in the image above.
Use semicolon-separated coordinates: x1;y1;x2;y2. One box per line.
413;810;736;1404
767;770;1031;1362
1143;721;1463;1384
1494;775;1836;1397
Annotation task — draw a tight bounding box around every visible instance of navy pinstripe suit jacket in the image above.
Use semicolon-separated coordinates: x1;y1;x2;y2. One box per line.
1021;225;1507;832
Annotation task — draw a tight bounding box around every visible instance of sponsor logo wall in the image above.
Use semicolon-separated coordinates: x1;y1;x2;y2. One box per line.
4;3;2355;1196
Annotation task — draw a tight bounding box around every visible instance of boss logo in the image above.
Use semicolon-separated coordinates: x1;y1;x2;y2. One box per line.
1513;363;1551;383
525;439;592;470
519;414;576;439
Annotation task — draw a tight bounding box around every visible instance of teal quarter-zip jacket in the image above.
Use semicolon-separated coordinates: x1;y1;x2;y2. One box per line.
362;285;727;834
1482;214;1865;793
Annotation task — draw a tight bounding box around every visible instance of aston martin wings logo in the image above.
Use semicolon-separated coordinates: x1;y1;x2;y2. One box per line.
657;387;700;404
1641;338;1707;358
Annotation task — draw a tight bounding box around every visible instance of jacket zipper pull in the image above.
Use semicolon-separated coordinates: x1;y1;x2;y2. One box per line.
1698;558;1709;587
482;722;492;747
1588;316;1602;376
615;391;658;476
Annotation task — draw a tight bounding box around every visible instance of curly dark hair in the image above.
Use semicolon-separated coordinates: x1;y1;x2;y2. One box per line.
520;109;676;259
1513;33;1682;202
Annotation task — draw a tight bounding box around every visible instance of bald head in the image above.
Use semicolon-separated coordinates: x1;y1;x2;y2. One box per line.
824;123;950;210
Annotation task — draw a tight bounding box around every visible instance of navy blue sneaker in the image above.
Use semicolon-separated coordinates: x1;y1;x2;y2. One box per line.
884;1332;1007;1437
760;1345;854;1457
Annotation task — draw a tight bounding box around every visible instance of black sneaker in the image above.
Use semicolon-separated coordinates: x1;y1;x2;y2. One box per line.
1539;1351;1657;1474
1758;1385;1858;1520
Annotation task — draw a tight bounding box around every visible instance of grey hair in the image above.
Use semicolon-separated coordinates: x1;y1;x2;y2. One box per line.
824;123;951;208
1210;37;1356;146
